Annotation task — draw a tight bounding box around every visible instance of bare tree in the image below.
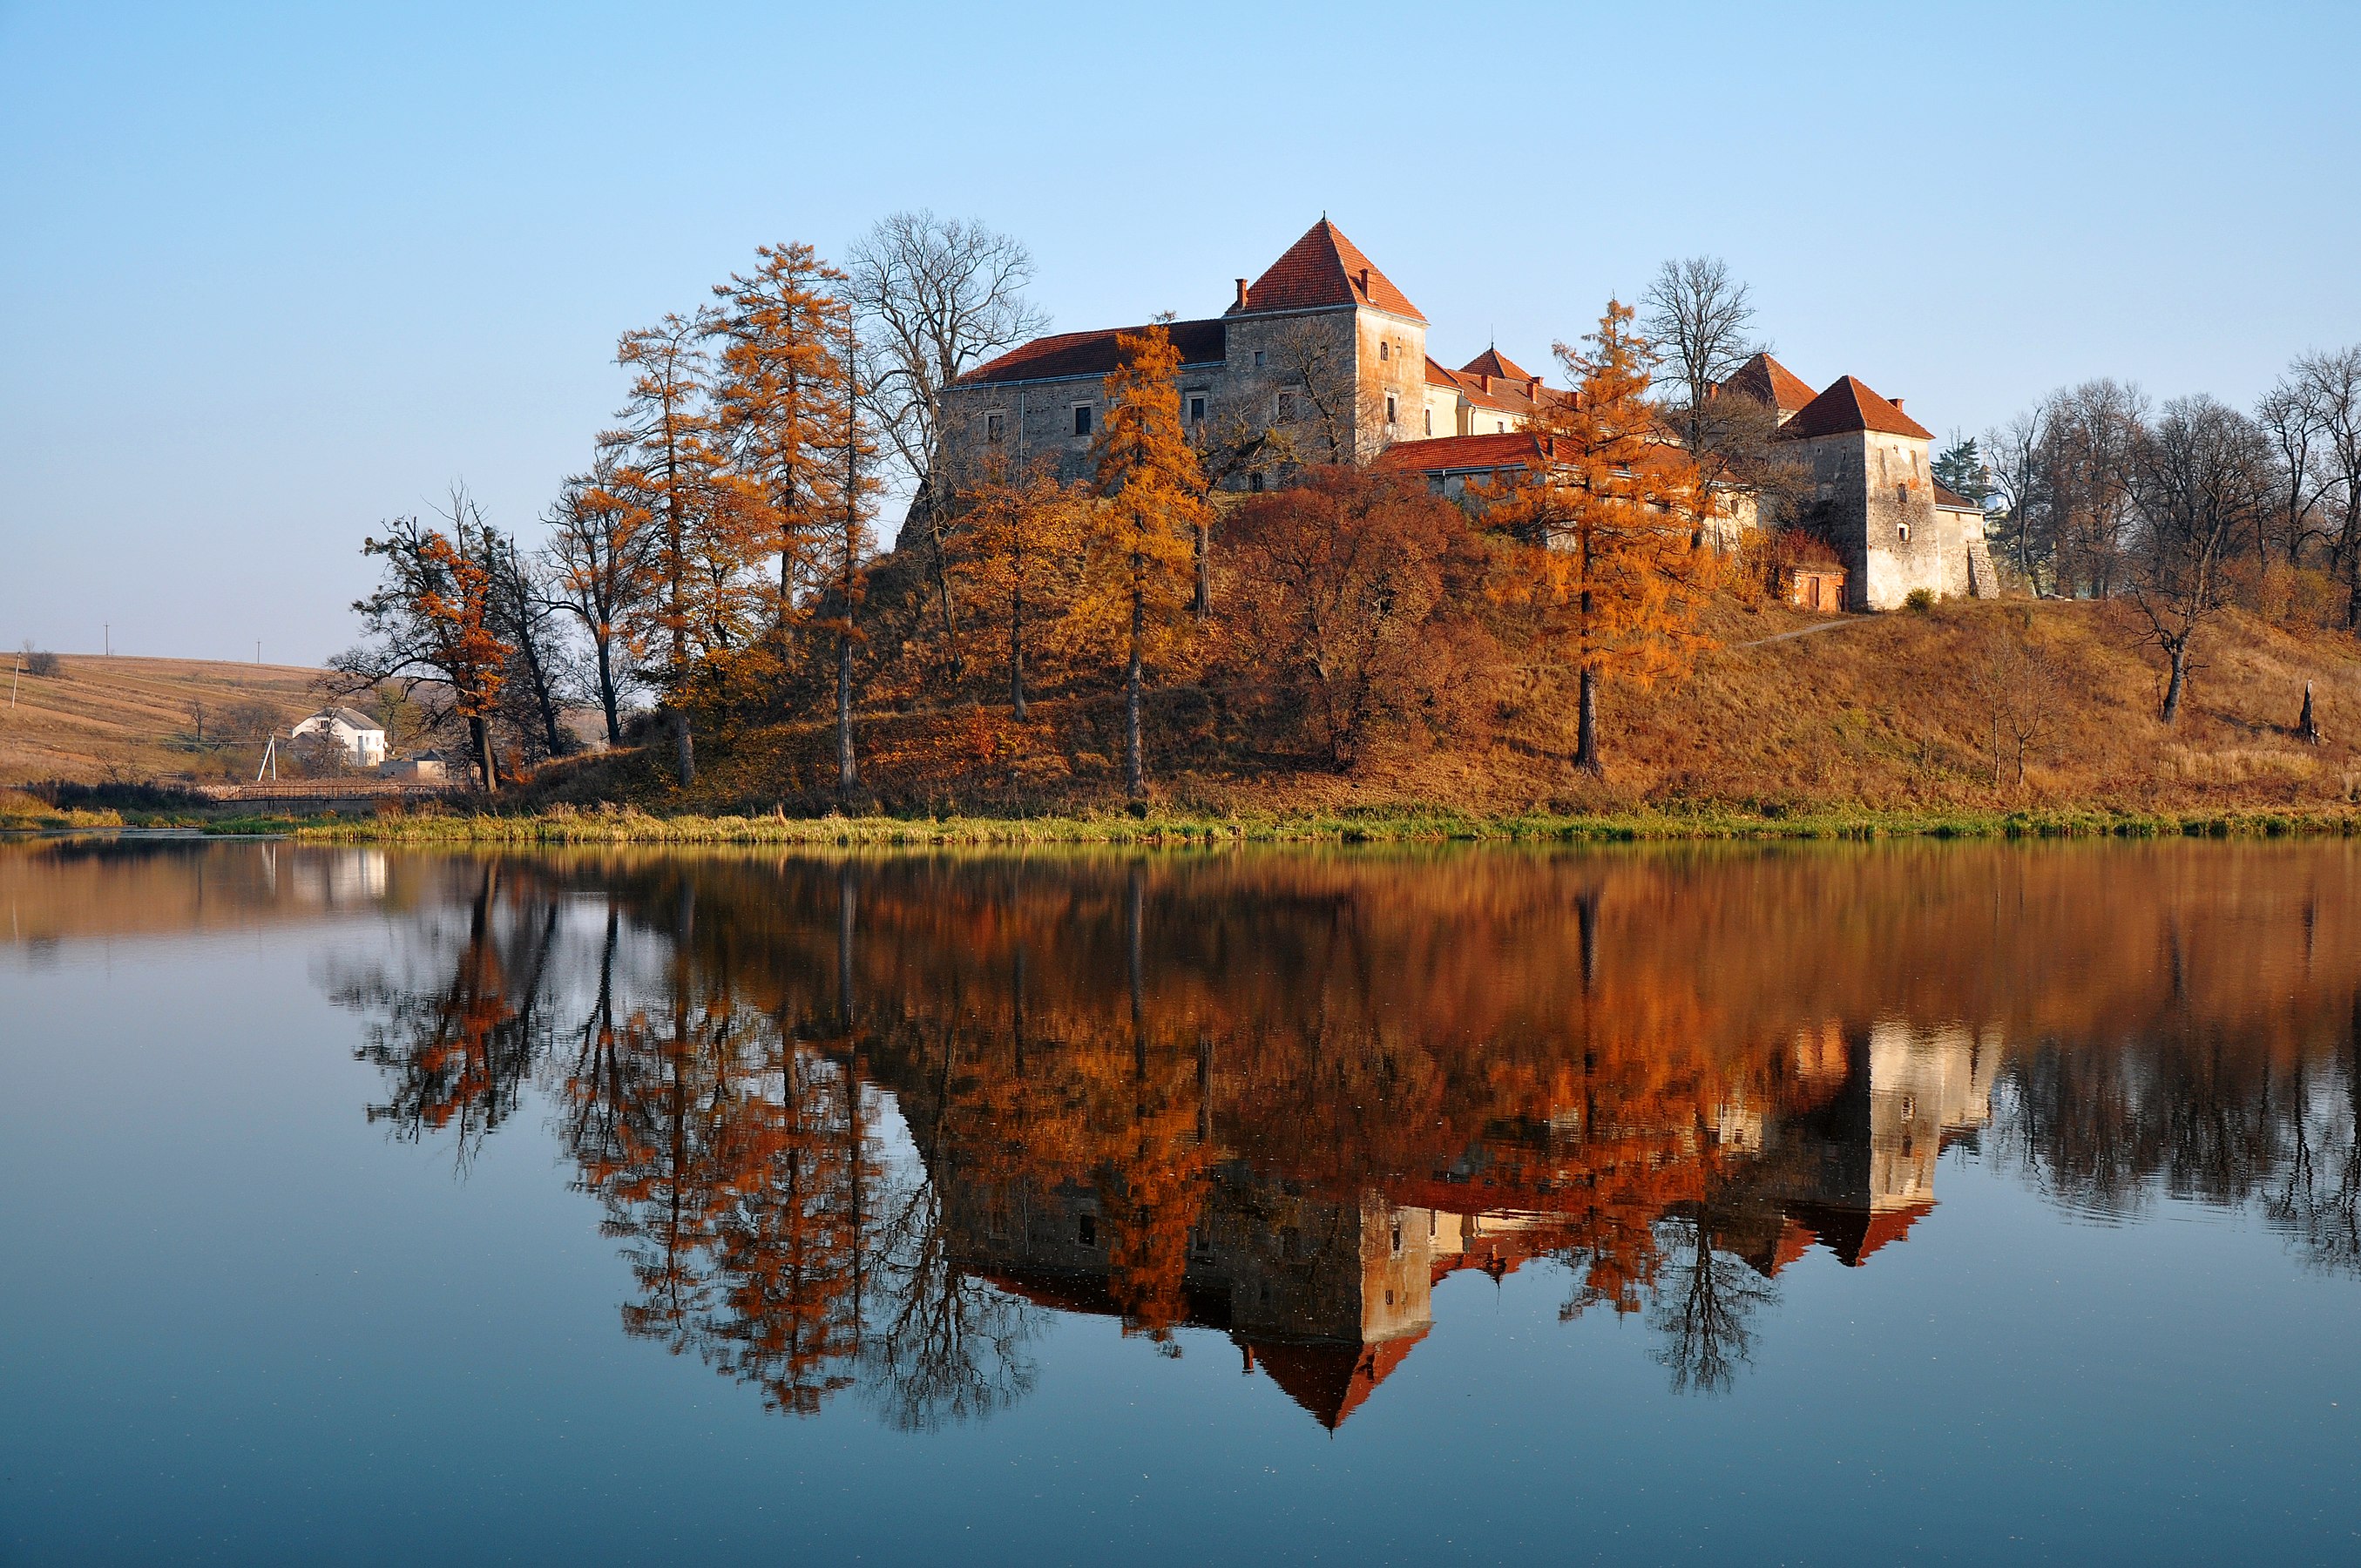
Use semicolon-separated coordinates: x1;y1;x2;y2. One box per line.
1966;616;2063;787
484;524;571;763
2257;375;2327;570
1984;401;2053;591
2126;395;2274;725
1262;315;1370;469
544;449;654;747
848;212;1051;656
2291;348;2361;625
1641;256;1761;452
2050;379;2147;599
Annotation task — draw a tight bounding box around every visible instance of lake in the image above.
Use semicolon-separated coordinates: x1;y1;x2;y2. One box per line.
3;836;2358;1565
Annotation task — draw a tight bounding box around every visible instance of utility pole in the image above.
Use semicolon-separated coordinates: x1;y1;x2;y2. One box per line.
105;623;110;657
9;655;18;708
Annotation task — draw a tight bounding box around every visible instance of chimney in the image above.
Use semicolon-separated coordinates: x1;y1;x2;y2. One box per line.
1235;277;1249;310
1356;266;1370;294
1890;396;1904;412
1526;376;1541;399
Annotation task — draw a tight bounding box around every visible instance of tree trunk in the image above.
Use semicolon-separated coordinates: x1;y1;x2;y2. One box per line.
1193;518;1211;619
671;709;694;786
2160;640;2190;727
593;638;620;747
836;630;857;802
1009;584;1028;722
1125;575;1147;808
470;715;499;794
1574;666;1601;774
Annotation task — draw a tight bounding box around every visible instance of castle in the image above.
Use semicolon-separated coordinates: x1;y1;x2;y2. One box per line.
942;217;1995;611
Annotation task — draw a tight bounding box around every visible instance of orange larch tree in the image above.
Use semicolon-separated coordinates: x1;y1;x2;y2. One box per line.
709;242;849;632
1085;326;1210;805
1490;300;1716;773
949;456;1084;720
338;493;514;792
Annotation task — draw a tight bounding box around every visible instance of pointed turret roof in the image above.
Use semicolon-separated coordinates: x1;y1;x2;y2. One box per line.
1230;218;1426;322
1460;346;1532;382
1720;351;1818;416
1245;1333;1425;1429
1781;375;1934;442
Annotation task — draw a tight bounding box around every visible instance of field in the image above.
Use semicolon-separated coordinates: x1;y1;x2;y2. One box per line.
0;655;328;787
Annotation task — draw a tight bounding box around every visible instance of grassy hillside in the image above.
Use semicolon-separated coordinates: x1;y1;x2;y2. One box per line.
518;595;2361;821
0;655;326;787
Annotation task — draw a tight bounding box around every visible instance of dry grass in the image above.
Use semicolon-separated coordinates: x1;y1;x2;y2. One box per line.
0;655;325;786
551;594;2361;821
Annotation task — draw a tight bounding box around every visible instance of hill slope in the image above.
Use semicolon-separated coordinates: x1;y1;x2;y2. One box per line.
0;656;328;786
539;596;2361;818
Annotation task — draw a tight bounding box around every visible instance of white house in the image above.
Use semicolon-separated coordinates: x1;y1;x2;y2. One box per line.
291;706;388;767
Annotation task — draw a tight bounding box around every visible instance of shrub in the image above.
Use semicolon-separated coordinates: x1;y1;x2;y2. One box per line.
21;645;61;677
1904;588;1936;614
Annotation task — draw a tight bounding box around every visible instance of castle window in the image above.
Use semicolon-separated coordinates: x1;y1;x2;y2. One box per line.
1275;392;1296;422
1187;393;1207;423
1379;341;1390;362
1253;349;1266;368
1385;394;1397;427
985;411;1005;444
1077;1212;1097;1247
1072;404;1093;438
1496;420;1506;434
1898;521;1912;542
1248;472;1264;493
1896;483;1909;507
1424;408;1433;436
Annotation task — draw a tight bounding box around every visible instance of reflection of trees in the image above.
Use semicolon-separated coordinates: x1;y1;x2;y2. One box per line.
1647;1210;1776;1396
1999;1024;2361;1274
332;865;558;1166
322;841;2361;1421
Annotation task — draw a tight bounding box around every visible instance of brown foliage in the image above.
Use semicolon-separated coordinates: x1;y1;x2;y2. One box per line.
1218;468;1497;764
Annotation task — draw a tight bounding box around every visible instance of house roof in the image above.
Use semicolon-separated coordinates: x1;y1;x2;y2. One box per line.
1230;218;1426;323
1244;1332;1426;1429
1423;356;1564;417
302;706;383;733
1373;430;1557;474
958;318;1228;387
1719;350;1818;415
1460;346;1532;382
1934;481;1980;510
1779;375;1935;442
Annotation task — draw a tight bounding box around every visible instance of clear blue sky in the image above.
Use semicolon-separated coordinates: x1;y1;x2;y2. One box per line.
4;1;2355;663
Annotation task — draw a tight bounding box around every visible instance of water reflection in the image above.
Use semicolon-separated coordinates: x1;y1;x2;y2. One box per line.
11;836;2361;1424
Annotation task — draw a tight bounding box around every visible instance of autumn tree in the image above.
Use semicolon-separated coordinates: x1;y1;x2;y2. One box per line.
947;457;1082;720
710;243;848;631
544;450;654;746
1221;468;1484;765
1084;326;1210;806
335;488;514;791
1491;301;1715;774
613;310;729;785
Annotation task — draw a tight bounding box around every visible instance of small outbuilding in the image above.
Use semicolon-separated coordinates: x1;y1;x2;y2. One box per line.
378;751;453;782
291;706;388;767
1786;564;1849;613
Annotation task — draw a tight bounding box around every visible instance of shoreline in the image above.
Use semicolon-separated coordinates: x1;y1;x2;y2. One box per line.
267;802;2361;846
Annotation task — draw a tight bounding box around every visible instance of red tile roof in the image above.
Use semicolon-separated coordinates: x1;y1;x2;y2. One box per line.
1780;375;1935;442
1460;347;1532;382
1372;431;1556;474
1422;357;1564;417
1230;218;1426;323
1933;481;1980;510
958;318;1227;386
1720;351;1818;414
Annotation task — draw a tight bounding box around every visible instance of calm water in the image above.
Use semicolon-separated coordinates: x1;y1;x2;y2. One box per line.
4;837;2359;1565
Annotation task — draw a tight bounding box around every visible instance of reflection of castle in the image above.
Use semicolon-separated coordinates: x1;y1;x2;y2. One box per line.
948;1174;1558;1428
1749;1023;1998;1270
940;1022;1994;1427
